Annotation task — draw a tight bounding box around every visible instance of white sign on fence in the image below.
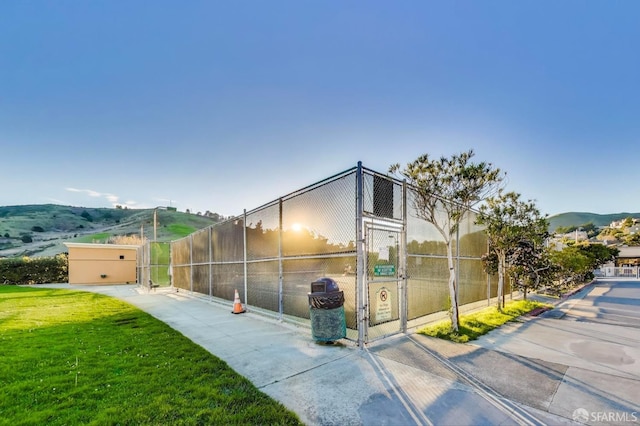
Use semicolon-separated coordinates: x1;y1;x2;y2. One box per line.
375;287;392;322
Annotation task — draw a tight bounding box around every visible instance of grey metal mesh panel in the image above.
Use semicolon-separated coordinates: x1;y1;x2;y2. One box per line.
281;172;356;257
339;259;357;330
456;210;488;258
406;190;448;256
406;256;450;319
212;220;244;262
211;263;243;301
137;243;150;287
458;258;488;305
246;203;279;261
192;264;210;295
172;265;190;291
172;237;191;265
246;260;279;311
191;228;210;264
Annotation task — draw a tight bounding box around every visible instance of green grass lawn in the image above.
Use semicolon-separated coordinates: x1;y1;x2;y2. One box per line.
0;286;302;426
418;299;553;343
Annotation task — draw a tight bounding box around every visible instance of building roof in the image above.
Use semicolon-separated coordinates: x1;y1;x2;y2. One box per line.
617;246;640;258
63;242;140;250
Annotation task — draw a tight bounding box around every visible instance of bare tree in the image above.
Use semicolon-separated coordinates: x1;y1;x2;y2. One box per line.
391;149;503;332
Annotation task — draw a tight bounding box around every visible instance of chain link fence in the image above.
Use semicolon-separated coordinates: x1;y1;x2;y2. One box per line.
163;163;505;345
137;242;172;290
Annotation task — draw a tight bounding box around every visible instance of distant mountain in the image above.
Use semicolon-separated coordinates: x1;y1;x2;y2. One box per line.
547;212;640;232
0;204;220;258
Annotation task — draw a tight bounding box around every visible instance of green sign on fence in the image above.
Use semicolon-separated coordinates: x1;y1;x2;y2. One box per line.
374;264;395;276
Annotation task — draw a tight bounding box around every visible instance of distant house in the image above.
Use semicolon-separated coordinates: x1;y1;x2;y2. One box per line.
610;220;625;229
609;218;640;229
64;242;139;285
616;246;640;267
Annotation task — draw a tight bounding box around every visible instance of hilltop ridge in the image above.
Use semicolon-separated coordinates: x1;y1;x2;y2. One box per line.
547;212;640;232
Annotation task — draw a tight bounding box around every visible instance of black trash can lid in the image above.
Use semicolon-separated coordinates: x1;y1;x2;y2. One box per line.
311;277;339;293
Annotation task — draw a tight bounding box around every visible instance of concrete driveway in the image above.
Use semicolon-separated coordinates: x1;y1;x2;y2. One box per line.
467;279;640;425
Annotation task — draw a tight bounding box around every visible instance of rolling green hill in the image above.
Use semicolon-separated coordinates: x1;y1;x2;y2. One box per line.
547;212;640;232
0;204;220;258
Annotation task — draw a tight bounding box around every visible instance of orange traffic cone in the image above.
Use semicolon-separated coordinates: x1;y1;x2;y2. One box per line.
232;289;246;314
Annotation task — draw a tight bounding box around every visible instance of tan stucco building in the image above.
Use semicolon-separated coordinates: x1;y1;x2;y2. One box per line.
64;242;139;285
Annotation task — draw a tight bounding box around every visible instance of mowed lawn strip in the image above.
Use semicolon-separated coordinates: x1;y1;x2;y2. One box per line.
418;299;553;343
0;286;302;426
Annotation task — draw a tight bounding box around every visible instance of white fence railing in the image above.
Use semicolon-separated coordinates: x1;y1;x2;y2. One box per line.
597;266;640;279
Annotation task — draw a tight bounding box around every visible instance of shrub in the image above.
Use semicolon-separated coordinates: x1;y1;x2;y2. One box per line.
31;226;45;232
0;254;68;284
80;210;93;222
21;235;33;243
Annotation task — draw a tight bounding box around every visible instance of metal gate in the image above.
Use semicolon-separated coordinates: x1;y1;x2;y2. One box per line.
354;163;408;345
364;222;406;341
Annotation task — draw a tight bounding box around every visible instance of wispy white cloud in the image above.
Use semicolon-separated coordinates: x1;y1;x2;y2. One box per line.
66;187;102;198
65;187;130;207
105;193;119;203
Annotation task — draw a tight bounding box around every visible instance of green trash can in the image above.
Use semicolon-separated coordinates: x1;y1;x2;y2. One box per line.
308;277;346;343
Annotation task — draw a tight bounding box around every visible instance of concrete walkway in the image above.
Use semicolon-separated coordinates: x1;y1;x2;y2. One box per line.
43;280;640;426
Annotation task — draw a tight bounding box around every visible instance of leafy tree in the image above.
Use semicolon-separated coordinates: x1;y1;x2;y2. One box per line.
21;234;33;243
581;222;598;237
576;242;618;269
476;191;548;309
391;149;504;331
80;210;93;222
3;232;9;238
508;240;554;299
624;233;640;246
549;246;593;290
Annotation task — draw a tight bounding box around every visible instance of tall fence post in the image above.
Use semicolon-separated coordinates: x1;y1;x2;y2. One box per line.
243;209;248;306
487;239;491;306
189;234;193;293
208;226;212;299
400;179;408;333
146;242;151;289
278;199;284;320
356;161;366;347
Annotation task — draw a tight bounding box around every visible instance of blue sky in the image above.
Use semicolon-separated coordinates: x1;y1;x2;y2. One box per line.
1;1;638;218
